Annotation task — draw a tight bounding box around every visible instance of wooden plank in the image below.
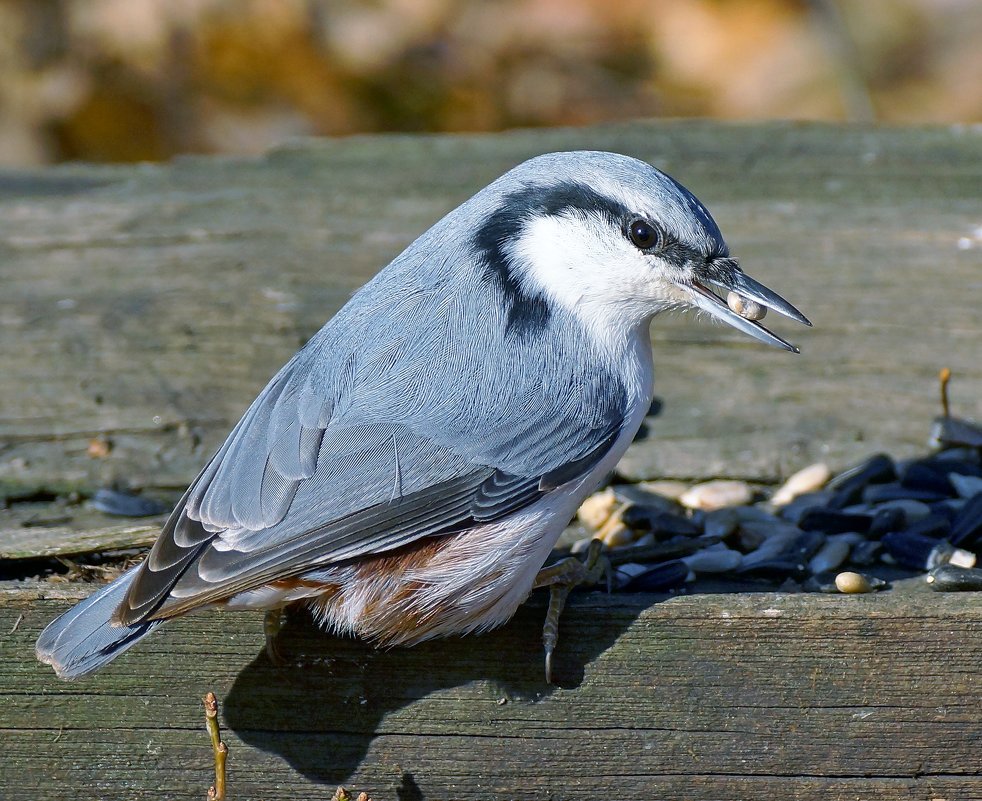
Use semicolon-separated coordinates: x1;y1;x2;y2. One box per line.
1;122;980;509
2;583;979;800
0;505;163;559
1;122;981;800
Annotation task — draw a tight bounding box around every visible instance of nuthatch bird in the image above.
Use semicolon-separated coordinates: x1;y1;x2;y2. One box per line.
36;151;810;681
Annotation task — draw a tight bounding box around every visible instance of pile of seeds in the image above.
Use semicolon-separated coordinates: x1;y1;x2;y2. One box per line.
563;407;982;596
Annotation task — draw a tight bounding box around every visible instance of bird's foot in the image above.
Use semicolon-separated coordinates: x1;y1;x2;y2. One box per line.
263;608;289;666
533;538;611;683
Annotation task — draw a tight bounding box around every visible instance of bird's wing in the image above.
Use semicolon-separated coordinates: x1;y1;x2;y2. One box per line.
118;282;627;624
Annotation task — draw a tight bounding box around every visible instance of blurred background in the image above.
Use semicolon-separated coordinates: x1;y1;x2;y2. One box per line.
0;0;979;167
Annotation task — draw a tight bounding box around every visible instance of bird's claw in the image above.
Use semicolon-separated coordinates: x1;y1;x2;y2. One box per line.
534;538;611;683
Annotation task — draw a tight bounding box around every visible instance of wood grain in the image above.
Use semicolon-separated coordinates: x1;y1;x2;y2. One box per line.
2;583;979;800
1;121;980;502
1;122;981;800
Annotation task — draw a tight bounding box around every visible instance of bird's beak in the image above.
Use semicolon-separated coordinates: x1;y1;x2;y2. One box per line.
680;257;812;353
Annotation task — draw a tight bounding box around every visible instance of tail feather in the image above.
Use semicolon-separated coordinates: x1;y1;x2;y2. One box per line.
35;566;162;680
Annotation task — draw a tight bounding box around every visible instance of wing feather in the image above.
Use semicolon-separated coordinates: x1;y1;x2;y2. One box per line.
117;261;630;625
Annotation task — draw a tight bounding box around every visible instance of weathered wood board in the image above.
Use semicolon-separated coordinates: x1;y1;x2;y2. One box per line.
1;121;980;503
3;583;981;801
1;122;981;800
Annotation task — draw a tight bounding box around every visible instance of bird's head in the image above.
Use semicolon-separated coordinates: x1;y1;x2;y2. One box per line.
470;151;811;350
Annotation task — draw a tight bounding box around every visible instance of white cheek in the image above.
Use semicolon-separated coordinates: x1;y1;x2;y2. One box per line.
507;214;657;312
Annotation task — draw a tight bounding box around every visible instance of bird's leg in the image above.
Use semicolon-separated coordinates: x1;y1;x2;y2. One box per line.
263;607;289;666
533;538;611;683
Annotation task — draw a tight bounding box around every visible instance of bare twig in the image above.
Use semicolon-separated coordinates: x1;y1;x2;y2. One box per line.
203;692;228;801
939;367;952;418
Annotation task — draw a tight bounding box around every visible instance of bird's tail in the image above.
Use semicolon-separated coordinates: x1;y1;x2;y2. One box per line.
35;565;162;680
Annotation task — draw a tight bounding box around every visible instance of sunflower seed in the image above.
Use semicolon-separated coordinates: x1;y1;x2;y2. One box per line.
680;480;754;511
926;564;982;591
726;291;767;320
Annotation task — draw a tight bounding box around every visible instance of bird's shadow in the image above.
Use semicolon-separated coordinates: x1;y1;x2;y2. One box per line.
222;589;638;788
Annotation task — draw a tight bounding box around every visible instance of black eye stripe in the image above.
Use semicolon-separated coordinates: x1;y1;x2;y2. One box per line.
473;181;631;336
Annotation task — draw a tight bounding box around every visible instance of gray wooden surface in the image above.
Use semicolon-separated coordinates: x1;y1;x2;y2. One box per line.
2;121;980;504
1;122;981;800
3;583;981;801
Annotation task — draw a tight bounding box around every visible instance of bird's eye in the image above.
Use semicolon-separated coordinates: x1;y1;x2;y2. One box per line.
628;219;662;251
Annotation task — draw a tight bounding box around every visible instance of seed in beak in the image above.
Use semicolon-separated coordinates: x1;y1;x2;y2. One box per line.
726;290;767;321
